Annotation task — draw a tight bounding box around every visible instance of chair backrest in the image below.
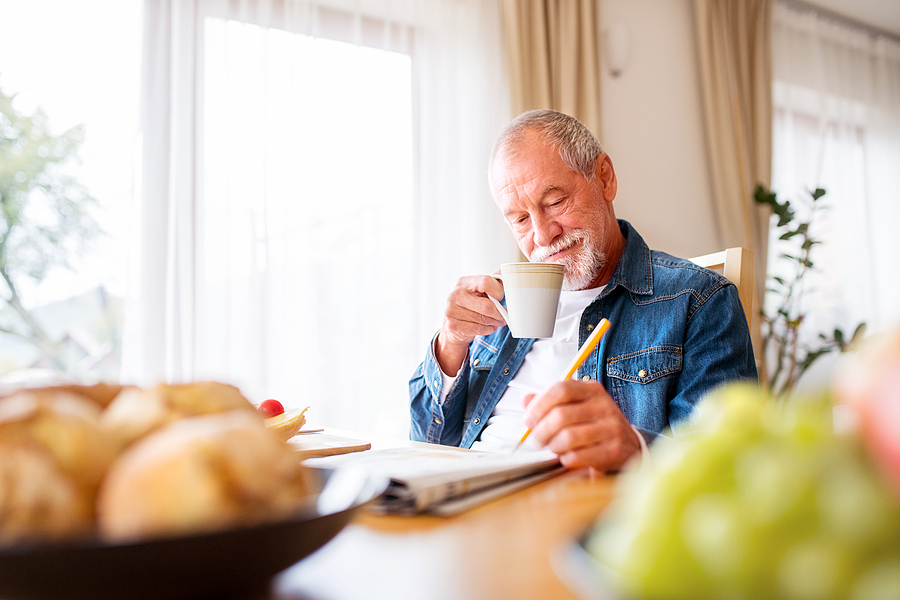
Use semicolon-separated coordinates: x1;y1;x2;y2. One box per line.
689;247;754;327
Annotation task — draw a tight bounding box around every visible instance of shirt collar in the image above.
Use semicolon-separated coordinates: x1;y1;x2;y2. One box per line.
604;219;653;296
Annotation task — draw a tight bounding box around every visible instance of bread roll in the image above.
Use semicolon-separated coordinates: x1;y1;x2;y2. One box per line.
97;410;314;541
0;382;126;408
101;381;260;446
0;445;92;544
0;390;119;543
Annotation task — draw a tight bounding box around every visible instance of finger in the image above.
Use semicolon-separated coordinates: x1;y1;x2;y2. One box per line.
441;316;503;349
523;380;599;430
456;274;505;302
545;420;606;455
559;445;620;471
481;273;506;300
447;282;506;326
445;300;505;331
545;415;641;472
556;428;641;472
522;392;537;410
528;399;603;448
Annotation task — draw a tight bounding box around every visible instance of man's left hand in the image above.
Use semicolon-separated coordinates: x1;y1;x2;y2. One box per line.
522;379;641;472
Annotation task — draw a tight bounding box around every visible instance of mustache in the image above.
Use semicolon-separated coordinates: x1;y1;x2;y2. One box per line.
529;230;589;263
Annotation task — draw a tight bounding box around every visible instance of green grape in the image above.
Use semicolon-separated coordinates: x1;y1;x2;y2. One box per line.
776;538;852;600
587;382;900;600
817;443;899;548
591;479;710;600
680;382;767;435
849;555;900;600
733;442;808;527
763;393;835;445
680;493;748;579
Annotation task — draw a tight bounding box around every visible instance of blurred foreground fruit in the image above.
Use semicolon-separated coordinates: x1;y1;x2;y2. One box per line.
835;328;900;496
265;407;308;441
258;399;285;418
587;383;900;600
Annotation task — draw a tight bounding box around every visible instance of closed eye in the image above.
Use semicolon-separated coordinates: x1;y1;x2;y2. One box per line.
547;197;567;210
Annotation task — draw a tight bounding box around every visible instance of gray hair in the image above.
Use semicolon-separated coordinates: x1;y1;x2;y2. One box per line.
490;110;604;181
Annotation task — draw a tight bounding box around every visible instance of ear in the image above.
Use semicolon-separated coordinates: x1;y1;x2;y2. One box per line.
594;153;617;202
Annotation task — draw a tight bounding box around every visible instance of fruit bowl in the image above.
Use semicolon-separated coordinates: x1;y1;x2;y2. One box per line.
0;467;386;600
553;531;623;600
556;383;900;600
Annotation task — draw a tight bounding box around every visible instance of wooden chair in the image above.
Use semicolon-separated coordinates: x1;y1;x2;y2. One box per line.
690;247;754;326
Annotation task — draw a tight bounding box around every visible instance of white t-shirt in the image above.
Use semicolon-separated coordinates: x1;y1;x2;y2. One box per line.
467;287;603;452
437;284;651;463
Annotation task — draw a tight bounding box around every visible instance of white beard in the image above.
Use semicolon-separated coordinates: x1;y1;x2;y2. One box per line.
528;228;607;290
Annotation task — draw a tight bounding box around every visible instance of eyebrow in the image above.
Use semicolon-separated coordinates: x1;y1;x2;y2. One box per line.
501;184;563;217
538;184;561;201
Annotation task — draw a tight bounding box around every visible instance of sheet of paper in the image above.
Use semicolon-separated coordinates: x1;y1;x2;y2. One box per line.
423;465;567;516
307;446;558;480
306;446;562;515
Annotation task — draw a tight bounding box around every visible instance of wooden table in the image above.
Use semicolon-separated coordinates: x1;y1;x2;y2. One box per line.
271;430;618;600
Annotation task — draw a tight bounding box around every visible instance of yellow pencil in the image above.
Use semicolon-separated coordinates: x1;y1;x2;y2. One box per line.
516;318;611;449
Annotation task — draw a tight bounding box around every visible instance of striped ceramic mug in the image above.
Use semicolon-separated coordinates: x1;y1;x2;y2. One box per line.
487;262;565;338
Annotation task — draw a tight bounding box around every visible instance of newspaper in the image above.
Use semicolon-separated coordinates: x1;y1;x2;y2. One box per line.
305;446;564;516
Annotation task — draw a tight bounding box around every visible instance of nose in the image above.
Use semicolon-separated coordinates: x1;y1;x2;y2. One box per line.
531;212;563;249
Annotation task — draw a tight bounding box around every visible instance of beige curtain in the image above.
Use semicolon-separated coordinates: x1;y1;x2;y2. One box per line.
499;0;601;138
694;0;772;373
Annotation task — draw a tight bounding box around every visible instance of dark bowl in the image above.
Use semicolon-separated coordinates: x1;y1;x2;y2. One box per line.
552;529;625;600
0;467;386;600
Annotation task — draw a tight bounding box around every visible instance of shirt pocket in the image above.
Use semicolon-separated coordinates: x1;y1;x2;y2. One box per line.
470;337;500;372
607;346;683;382
606;346;683;431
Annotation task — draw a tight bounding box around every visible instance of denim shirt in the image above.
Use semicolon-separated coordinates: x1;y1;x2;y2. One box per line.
409;220;758;448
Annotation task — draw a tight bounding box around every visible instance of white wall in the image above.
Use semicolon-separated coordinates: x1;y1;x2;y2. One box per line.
599;0;721;259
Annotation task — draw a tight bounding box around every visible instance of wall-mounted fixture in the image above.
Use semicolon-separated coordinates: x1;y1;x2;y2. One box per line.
605;23;630;77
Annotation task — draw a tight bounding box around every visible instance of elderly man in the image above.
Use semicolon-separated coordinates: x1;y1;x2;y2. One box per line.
409;110;757;472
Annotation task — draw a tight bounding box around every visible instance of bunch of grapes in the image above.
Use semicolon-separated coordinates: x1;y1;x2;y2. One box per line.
587;383;900;600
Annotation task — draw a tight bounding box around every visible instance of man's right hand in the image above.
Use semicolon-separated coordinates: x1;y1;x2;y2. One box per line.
435;274;507;376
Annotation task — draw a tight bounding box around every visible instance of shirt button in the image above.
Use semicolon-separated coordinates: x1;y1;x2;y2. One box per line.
473;417;481;425
434;378;440;387
638;369;648;378
474;359;480;366
434;417;443;425
586;323;594;331
502;368;510;375
582;375;592;381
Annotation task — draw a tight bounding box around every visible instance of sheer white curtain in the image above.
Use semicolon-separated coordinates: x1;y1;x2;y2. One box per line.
770;1;900;386
124;0;515;437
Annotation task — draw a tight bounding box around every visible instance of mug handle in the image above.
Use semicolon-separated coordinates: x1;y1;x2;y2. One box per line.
487;274;509;324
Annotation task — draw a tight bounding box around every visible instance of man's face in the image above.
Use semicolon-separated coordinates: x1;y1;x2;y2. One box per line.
490;137;610;290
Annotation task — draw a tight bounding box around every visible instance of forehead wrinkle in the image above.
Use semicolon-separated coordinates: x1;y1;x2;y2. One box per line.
497;173;561;205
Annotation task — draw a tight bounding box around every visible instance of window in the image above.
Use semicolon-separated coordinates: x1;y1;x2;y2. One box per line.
198;16;416;434
770;1;900;389
770;93;870;346
0;0;141;386
132;0;510;437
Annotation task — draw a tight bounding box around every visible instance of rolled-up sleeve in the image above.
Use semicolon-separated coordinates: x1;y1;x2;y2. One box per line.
409;333;470;445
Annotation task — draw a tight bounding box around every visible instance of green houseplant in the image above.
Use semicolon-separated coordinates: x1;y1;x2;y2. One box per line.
754;184;866;399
